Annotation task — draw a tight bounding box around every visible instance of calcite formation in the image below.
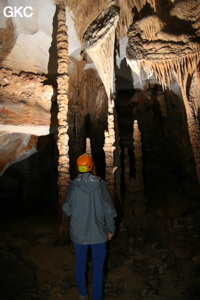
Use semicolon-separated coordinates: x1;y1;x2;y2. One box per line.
56;4;70;236
83;3;120;98
0;0;200;199
1;2;200;299
126;0;200;181
126;15;200;88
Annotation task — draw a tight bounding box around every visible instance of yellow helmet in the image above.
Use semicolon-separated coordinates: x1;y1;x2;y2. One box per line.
76;153;94;172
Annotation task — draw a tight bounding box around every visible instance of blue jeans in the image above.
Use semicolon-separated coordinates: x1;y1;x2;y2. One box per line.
74;243;106;300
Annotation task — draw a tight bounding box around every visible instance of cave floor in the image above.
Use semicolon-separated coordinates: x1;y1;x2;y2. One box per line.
0;202;200;300
1;213;132;300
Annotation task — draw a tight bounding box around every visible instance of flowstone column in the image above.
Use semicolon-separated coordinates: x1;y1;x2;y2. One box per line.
56;4;70;237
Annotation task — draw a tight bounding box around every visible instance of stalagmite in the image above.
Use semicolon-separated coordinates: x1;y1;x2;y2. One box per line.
86;137;92;156
56;3;70;237
132;120;146;216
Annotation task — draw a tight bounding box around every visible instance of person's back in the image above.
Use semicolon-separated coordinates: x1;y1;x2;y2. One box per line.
62;153;117;300
63;172;116;245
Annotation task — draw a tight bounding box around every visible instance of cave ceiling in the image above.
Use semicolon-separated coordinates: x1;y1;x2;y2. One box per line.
0;0;200;176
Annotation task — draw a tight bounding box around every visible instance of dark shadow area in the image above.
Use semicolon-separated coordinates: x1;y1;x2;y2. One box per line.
47;5;58;80
44;5;59;136
68;111;107;180
115;89;136;193
115;58;133;91
0;135;58;220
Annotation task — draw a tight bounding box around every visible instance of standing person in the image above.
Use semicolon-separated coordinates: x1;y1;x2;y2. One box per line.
62;153;117;300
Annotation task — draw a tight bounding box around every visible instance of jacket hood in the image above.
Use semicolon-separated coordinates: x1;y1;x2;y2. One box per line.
72;180;101;193
72;172;101;193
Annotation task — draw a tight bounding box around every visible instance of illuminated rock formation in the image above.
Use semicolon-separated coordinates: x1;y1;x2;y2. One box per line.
126;0;200;181
0;0;200;198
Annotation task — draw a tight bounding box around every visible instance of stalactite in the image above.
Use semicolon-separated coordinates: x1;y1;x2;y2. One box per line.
85;34;116;98
115;0;134;38
128;51;200;182
139;15;164;41
127;52;199;91
83;3;119;98
56;4;70;237
134;0;158;12
66;0;110;41
84;3;119;196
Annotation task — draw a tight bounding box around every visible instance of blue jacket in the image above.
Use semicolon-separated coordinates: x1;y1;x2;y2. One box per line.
62;173;117;244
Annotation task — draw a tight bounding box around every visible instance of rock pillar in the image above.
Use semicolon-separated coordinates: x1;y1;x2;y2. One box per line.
56;4;70;237
104;99;116;198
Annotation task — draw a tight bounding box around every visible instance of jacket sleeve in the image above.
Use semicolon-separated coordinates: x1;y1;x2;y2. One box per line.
62;182;74;217
101;181;117;233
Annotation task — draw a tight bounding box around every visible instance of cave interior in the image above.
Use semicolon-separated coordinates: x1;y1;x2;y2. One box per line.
0;0;200;299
